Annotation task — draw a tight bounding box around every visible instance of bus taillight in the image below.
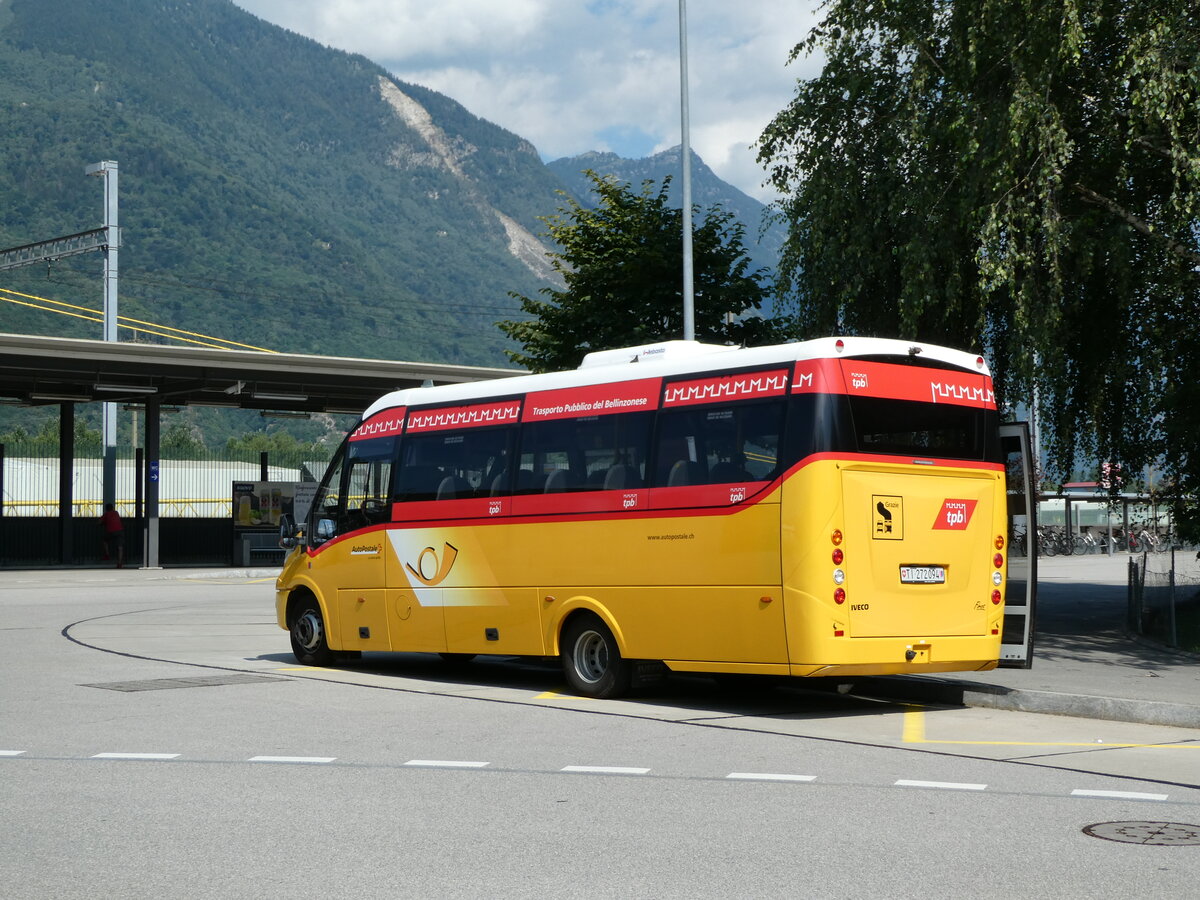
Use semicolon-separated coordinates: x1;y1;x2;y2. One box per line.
832;547;844;565
834;588;846;604
993;552;1004;568
991;589;1002;605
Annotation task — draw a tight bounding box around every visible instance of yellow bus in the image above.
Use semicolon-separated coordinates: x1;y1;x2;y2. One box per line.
275;337;1008;697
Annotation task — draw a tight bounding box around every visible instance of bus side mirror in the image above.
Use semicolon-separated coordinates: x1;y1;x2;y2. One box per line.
278;513;301;550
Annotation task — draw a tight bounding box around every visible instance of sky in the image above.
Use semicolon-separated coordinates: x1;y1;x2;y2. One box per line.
231;1;825;202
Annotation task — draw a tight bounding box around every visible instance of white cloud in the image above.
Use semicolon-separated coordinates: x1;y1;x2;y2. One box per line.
233;1;824;201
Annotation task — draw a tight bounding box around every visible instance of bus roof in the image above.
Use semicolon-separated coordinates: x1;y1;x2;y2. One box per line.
361;336;990;419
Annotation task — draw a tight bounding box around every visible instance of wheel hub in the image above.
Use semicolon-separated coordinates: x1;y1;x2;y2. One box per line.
293;610;323;652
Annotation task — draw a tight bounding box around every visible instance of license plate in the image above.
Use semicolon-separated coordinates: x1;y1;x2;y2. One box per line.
900;565;945;584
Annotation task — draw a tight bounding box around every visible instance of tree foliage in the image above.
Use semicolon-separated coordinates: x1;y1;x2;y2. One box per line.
498;171;784;372
758;1;1199;529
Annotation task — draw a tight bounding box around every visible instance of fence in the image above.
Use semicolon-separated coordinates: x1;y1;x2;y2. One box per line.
1128;548;1200;652
0;447;332;518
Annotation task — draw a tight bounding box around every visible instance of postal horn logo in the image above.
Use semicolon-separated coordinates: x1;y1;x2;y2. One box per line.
406;542;459;586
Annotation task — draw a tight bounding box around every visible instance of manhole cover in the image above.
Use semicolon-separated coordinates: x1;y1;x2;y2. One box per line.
82;674;288;692
1083;822;1200;846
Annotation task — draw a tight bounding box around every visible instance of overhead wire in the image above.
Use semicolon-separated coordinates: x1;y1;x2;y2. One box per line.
0;286;278;352
34;263;529;318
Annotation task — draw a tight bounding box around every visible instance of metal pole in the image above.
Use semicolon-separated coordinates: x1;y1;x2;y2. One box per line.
85;161;120;508
678;0;695;341
143;396;160;569
59;402;75;564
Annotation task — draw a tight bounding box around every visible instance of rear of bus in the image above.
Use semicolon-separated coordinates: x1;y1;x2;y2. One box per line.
781;345;1006;677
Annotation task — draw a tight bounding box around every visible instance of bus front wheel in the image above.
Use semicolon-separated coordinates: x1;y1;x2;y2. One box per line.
289;597;334;667
561;613;632;699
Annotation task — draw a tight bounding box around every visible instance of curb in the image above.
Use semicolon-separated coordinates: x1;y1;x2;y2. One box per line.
844;676;1200;730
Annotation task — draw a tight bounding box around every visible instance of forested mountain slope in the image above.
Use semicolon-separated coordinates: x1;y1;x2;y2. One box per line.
0;0;566;365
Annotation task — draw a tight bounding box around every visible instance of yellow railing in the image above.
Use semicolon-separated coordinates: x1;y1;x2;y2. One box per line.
3;499;235;518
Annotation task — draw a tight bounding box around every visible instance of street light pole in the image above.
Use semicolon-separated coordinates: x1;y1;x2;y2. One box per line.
678;0;695;341
85;160;120;508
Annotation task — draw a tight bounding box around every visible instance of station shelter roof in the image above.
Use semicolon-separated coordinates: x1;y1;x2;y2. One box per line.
0;332;520;415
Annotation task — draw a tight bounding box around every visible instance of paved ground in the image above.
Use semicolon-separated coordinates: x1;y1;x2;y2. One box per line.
7;551;1199;728
850;553;1200;727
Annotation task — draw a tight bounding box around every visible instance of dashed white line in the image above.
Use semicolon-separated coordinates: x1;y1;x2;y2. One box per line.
0;750;1178;804
561;765;651;775
896;779;987;791
1071;789;1168;801
92;752;181;760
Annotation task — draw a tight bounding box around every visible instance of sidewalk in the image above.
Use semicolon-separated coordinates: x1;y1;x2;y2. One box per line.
854;554;1200;728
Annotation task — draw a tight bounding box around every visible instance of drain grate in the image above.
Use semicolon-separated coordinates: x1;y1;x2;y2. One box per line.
1083;822;1200;846
82;674;289;692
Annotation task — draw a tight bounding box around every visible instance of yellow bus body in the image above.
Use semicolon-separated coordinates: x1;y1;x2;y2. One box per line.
276;337;1008;690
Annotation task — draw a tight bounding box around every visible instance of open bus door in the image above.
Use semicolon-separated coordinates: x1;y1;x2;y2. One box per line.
999;422;1036;667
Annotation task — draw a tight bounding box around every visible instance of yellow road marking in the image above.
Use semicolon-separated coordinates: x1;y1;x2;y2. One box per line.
902;706;926;742
901;707;1199;748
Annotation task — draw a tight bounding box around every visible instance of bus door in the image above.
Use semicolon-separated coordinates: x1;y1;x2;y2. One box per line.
999;422;1037;667
313;430;397;652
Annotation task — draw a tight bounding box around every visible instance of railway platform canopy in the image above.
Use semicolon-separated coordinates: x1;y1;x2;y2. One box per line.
0;332;517;413
0;332;520;567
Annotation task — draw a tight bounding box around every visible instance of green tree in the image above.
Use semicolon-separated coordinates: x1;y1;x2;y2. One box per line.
758;1;1199;530
498;171;784;372
160;422;207;459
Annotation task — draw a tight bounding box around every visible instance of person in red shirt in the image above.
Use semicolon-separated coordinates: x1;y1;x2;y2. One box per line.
100;503;124;568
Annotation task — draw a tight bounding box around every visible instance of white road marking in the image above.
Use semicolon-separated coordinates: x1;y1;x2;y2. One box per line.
561;765;650;775
895;779;987;791
1071;789;1168;801
91;752;181;760
404;759;490;768
247;755;336;764
727;772;817;783
0;750;27;757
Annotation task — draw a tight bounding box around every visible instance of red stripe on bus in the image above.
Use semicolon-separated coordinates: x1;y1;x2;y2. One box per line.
406;399;522;432
663;368;790;407
792;359;996;409
523;377;661;422
350;407;406;441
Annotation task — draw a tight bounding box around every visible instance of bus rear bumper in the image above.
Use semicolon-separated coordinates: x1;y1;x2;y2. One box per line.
790;658;999;677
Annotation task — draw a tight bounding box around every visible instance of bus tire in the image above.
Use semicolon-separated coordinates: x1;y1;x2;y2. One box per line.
560;613;632;699
289;596;334;667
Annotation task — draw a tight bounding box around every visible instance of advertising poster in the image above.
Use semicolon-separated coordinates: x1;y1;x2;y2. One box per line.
232;481;309;531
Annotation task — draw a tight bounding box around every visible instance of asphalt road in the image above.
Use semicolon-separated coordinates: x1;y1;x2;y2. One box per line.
2;572;1198;898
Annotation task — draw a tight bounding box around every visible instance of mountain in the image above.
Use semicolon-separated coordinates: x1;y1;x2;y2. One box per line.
0;0;566;365
0;0;780;373
547;148;784;290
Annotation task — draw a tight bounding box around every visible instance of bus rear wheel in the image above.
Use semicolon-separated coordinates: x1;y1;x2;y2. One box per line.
561;613;632;699
289;597;334;667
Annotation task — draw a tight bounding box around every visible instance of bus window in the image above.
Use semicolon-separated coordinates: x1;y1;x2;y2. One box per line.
516;411;652;494
395;426;512;502
842;396;1002;462
309;435;396;545
653;400;785;487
